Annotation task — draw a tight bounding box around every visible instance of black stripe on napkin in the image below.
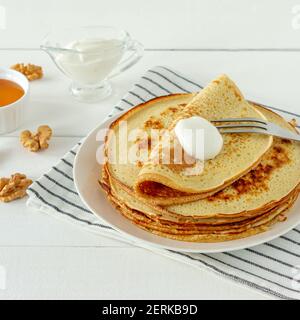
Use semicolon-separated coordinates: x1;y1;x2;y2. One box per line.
28;188;112;230
170;251;292;299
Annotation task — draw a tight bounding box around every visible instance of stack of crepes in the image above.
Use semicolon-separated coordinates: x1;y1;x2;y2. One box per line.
100;74;300;242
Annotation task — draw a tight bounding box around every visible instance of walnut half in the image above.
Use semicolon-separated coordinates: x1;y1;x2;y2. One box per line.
0;173;32;202
20;125;52;152
11;63;43;81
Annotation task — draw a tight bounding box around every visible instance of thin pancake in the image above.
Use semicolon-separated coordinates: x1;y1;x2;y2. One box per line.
134;74;272;204
107;185;298;233
105;75;272;206
165;106;300;218
102;105;300;222
103;167;299;226
107;191;296;242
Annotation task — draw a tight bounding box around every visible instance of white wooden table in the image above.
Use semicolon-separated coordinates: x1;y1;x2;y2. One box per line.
0;0;300;299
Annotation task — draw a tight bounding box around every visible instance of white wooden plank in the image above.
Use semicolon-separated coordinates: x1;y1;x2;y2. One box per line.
0;247;269;299
0;137;78;179
0;0;299;49
0;137;123;247
0;199;125;247
0;49;299;138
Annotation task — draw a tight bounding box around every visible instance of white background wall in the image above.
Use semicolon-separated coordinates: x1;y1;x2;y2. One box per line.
1;0;300;49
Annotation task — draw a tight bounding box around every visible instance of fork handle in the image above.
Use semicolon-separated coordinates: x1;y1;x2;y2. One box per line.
219;128;300;142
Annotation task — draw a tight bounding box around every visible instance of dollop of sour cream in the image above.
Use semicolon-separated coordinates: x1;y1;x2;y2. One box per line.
174;116;223;161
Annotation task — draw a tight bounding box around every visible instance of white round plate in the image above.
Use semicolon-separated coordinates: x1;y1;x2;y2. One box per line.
73;114;300;253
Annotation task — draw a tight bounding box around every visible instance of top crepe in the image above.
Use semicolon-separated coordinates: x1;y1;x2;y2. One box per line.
105;74;272;205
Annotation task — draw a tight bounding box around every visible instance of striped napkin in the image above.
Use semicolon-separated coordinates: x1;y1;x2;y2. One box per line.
27;66;300;300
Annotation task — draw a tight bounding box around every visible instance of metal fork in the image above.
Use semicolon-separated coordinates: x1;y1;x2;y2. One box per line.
211;118;300;142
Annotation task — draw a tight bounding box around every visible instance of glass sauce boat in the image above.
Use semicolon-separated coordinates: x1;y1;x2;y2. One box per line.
41;26;143;102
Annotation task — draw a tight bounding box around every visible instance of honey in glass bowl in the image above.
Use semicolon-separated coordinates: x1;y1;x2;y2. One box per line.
0;79;25;107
